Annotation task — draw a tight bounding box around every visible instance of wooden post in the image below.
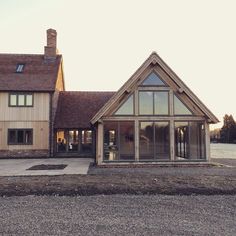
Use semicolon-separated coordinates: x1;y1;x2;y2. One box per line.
205;122;210;162
96;122;104;165
135;119;139;162
170;120;175;161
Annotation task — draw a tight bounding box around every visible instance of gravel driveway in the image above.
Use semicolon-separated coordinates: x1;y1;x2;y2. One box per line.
0;195;235;236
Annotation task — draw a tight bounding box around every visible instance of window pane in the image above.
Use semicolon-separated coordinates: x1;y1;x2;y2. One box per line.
68;130;79;151
81;130;93;153
174;95;192;115
154;92;169;115
142;72;165;86
139;122;154;160
18;95;25;106
175;122;189;159
119;122;134;160
57;130;66;152
155;122;170;159
17;130;24;143
115;95;134;115
25;130;33;144
189;122;205;159
8;130;16;143
139;91;153;115
10;94;17;106
26;95;33;106
104;122;118;161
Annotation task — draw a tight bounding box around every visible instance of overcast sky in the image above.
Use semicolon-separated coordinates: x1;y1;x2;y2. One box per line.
1;0;235;130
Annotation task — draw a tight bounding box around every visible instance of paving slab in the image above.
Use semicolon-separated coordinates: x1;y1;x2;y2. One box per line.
0;158;93;176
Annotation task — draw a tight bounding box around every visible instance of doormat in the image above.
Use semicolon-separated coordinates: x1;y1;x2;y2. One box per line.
27;164;67;170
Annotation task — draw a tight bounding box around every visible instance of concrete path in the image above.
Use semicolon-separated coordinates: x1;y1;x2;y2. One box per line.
0;158;93;176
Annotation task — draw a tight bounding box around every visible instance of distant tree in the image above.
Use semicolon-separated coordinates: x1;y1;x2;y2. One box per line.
220;114;236;143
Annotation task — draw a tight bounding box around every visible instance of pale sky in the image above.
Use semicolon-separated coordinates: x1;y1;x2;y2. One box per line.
1;0;236;130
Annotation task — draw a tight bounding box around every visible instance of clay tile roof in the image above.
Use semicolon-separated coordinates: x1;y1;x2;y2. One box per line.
54;91;115;129
0;54;62;91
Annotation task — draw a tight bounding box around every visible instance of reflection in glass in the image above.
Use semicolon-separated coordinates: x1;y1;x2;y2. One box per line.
174;95;192;115
139;122;154;159
103;121;134;161
81;130;93;153
155;122;169;159
115;95;134;115
139;91;153;115
141;72;165;86
175;122;205;160
104;122;118;160
119;122;134;160
154;92;169;115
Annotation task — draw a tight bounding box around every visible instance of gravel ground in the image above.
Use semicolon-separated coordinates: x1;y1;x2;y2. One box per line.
0;195;235;236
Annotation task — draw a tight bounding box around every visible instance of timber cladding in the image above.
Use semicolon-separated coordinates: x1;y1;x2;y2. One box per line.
0;121;49;151
0;92;50;121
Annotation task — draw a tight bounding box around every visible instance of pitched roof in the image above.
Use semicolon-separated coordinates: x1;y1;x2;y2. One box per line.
91;52;219;124
0;54;62;91
54;91;115;129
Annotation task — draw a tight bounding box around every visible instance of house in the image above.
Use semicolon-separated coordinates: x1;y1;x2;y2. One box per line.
0;29;219;164
0;29;65;158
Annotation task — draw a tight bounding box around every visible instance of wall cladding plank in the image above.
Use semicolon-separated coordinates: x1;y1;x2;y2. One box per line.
0;92;50;121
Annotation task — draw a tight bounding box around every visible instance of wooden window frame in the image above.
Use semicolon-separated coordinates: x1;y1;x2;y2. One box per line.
9;93;34;107
8;129;33;145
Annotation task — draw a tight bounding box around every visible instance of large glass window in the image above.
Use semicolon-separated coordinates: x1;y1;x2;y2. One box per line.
154;92;169;115
104;121;134;161
81;130;93;153
139;121;170;160
57;130;67;152
174;95;192;115
141;72;166;86
115;94;134;115
139;91;169;115
139;92;153;115
8;129;33;145
68;130;79;152
175;122;205;160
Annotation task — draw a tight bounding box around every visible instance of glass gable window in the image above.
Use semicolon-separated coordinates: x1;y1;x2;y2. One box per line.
139;91;153;115
174;95;192;115
141;72;165;86
175;122;205;160
139;91;169;115
154;92;169;115
115;94;134;115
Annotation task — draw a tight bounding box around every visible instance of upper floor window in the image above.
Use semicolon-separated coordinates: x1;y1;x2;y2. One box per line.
141;72;166;86
114;94;134;115
9;93;33;107
173;94;192;115
139;91;169;115
16;64;25;73
8;129;33;145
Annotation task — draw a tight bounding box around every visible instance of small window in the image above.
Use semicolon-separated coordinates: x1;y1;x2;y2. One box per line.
9;93;33;107
114;94;134;115
141;72;166;86
174;95;192;115
8;129;33;145
16;64;25;73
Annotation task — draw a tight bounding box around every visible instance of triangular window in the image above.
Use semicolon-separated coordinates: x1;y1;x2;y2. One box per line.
141;72;165;86
114;94;134;115
174;95;192;115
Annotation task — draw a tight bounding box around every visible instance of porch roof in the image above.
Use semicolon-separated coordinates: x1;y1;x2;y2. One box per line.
54;91;115;129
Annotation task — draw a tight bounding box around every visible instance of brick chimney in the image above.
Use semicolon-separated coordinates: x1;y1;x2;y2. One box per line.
44;28;57;59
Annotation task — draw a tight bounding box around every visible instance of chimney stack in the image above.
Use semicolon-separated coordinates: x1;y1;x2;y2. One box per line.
44;28;57;59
